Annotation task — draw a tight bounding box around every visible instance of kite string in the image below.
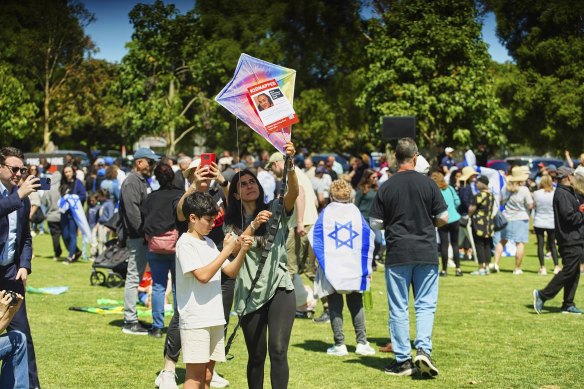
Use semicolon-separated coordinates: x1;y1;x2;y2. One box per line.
236;117;243;233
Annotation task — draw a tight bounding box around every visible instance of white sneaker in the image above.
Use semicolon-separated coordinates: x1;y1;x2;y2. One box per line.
355;342;376;355
513;268;523;275
538;268;548;276
155;370;178;389
327;344;348;356
447;259;456;268
211;371;230;388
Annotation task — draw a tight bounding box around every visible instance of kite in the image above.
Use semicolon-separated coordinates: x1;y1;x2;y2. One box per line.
215;53;298;153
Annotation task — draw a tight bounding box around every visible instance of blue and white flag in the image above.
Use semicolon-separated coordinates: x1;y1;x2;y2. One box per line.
59;194;91;244
308;202;373;292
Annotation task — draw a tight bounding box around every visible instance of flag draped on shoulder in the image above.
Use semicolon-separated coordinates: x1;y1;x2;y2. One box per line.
59;194;91;244
308;202;373;293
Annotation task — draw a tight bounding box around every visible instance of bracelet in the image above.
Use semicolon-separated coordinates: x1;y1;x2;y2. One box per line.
249;221;257;231
286;158;295;170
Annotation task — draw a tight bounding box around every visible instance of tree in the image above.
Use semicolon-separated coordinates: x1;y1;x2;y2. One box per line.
358;0;507;152
118;1;224;155
486;0;584;153
0;66;37;145
0;0;95;151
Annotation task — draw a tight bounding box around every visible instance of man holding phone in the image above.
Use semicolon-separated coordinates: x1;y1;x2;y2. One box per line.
0;147;41;389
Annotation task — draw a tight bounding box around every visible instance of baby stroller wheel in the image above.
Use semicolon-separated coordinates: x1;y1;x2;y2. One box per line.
90;271;106;286
106;272;125;288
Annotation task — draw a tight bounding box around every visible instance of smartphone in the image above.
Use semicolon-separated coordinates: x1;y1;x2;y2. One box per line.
200;153;216;177
39;177;51;190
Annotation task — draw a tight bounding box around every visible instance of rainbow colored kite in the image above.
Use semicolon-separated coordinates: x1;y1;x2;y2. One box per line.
215;53;298;153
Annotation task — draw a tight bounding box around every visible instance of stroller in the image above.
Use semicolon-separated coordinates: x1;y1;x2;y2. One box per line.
90;239;129;288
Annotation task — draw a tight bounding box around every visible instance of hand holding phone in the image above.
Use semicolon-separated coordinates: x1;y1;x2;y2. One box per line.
200;153;216;177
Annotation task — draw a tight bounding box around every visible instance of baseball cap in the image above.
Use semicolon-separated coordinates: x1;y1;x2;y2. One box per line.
445;147;454;154
265;152;284;170
556;166;574;179
575;165;584;178
94;158;105;166
231;162;247;170
546;164;557;172
182;158;201;178
133;148;161;161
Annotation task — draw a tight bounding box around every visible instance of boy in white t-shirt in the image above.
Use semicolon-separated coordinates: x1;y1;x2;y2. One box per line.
176;192;252;389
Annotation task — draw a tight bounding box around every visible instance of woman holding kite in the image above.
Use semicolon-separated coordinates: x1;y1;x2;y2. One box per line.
224;141;298;389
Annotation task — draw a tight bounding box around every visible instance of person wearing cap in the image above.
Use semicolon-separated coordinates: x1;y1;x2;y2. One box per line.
468;175;495;275
533;166;584;315
440;147;455;175
267;150;319;280
119;147;160;336
369;138;448;377
493;166;533;274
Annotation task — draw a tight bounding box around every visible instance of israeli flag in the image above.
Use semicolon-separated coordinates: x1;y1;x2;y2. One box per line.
59;194;92;244
308;202;374;292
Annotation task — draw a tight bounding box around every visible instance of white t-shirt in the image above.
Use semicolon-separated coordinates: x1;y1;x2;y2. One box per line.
175;233;227;330
533;189;555;229
257;170;276;203
289;168;318;228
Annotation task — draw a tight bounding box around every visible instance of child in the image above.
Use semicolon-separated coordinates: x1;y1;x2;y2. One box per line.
96;189;115;256
176;192;252;389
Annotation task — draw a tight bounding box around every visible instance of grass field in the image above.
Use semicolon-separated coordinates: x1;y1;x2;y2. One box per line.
24;233;583;389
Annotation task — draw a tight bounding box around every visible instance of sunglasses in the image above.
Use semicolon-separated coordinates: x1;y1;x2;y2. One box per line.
2;164;27;175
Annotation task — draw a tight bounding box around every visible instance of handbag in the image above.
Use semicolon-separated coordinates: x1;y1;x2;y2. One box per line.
147;229;179;254
31;207;46;224
493;211;508;232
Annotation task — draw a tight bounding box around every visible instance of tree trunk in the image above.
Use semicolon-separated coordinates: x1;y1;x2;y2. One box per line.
167;79;176;155
42;58;51;152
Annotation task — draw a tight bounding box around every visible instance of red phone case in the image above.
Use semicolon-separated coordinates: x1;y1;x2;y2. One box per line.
200;153;216;166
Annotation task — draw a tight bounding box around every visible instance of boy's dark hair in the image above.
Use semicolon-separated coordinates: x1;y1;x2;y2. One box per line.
182;192;219;220
0;147;24;164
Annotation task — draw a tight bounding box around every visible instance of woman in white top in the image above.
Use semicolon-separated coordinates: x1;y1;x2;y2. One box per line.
493;166;534;274
532;175;560;275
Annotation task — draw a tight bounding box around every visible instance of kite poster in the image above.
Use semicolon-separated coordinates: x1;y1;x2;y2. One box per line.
215;53;298;153
248;79;298;134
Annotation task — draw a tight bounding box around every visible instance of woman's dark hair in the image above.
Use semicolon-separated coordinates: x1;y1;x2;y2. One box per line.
182;192;219;219
225;169;268;235
257;93;273;111
357;168;378;193
60;164;77;196
154;163;175;189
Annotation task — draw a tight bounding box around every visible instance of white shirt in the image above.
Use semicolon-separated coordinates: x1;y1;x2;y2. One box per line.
0;181;17;266
533;189;555;229
175;233;227;329
289;168;318;228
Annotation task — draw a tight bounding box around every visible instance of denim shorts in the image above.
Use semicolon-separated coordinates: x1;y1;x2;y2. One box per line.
501;219;529;243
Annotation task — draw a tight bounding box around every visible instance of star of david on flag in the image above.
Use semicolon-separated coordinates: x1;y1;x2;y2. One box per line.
328;221;359;249
308;202;373;292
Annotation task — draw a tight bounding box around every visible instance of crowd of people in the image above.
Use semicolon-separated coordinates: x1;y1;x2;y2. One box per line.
1;139;584;388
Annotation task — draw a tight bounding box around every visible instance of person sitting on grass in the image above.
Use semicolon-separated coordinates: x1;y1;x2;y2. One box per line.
176;192;253;389
0;290;28;389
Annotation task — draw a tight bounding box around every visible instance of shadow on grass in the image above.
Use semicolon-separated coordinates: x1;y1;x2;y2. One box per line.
523;304;563;314
343;355;387;370
292;339;329;353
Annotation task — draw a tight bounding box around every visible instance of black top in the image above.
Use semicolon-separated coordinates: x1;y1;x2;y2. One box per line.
141;187;185;237
553;184;584;247
370;170;447;267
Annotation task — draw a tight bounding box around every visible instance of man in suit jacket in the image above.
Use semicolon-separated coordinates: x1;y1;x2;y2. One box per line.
0;147;41;389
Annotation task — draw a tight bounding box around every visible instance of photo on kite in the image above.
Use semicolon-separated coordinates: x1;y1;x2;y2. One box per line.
248;79;298;134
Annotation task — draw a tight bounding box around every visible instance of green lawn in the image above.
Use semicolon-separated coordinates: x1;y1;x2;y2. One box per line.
25;233;583;389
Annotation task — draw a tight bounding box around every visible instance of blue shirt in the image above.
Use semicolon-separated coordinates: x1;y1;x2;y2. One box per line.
0;181;17;266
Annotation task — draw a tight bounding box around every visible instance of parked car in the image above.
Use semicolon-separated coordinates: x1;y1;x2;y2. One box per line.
505;156;566;178
310;153;350;173
486;159;509;173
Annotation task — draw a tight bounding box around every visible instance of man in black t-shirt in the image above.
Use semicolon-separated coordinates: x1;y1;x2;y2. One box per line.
370;138;448;378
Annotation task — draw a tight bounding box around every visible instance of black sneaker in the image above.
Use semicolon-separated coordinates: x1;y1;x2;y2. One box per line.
122;321;149;335
413;349;439;377
439;270;447;277
149;328;163;338
384;359;416;376
313;310;330;323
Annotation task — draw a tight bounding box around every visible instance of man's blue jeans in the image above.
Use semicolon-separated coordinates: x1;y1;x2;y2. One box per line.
385;263;439;363
146;252;176;330
0;331;29;389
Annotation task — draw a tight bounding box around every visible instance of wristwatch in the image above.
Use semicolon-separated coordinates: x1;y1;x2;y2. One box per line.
220;179;229;187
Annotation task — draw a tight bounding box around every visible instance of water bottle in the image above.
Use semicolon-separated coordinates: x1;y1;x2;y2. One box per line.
363;290;373;311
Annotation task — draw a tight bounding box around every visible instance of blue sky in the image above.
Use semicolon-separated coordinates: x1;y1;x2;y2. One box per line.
84;1;512;64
